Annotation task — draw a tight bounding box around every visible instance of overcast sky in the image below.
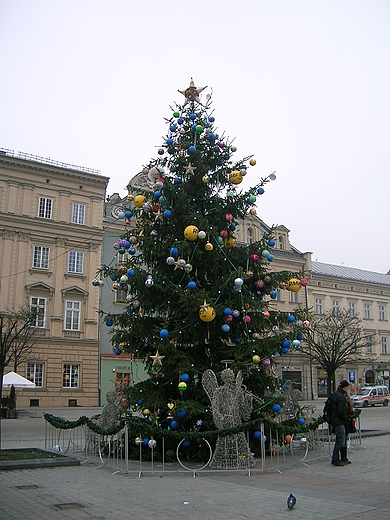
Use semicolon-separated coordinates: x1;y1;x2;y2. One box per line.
1;0;389;273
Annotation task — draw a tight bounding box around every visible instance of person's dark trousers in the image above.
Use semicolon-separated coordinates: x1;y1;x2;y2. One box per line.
332;424;346;466
340;446;351;464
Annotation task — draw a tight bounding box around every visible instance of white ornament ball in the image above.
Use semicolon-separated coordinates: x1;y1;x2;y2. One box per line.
198;230;206;240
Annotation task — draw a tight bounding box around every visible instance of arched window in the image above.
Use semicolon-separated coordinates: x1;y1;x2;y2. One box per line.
247;228;253;244
365;370;375;385
278;236;284;249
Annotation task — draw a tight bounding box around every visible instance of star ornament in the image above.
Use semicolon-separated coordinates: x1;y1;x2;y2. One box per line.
150;350;165;366
184;162;197;176
178;78;207;107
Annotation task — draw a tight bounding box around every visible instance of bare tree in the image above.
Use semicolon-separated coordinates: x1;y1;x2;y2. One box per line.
299;309;375;397
0;307;40;450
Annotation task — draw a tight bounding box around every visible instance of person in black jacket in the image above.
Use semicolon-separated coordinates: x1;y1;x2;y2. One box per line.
330;380;351;466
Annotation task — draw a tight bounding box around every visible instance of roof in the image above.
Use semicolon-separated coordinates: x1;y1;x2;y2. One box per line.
312;261;390;286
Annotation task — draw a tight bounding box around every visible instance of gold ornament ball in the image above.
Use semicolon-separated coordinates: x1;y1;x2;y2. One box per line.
178;381;187;391
205;242;213;251
199;305;216;322
134;195;146;208
225;237;236;248
249;208;257;215
252;355;260;363
202;175;210;184
229;170;243;184
287;278;302;292
249;158;257;166
184;225;199;241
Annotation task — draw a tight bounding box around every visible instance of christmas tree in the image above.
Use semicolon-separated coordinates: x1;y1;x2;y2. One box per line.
99;79;305;452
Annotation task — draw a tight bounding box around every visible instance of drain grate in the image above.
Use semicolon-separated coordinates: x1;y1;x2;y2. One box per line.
16;484;40;490
54;503;85;510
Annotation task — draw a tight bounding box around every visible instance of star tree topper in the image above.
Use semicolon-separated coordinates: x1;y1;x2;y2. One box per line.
178;78;207;107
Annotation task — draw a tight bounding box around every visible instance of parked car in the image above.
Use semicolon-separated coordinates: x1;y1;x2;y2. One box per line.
351;386;389;408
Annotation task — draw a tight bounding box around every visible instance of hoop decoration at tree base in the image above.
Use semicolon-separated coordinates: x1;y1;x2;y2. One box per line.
176;438;213;473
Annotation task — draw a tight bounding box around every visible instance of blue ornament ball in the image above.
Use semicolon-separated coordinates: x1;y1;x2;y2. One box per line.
257;187;265;195
180;373;190;382
298;417;305;425
282;347;289;354
106;319;113;327
267;254;274;262
114;347;121;356
209;116;215;122
283;339;291;348
166;138;173;146
174;177;181;184
208;133;216;142
154;190;161;199
268;238;275;247
223;307;232;316
160;328;169;338
169;124;176;132
297;333;304;341
254;430;262;440
142;438;149;446
183;440;191;448
288;315;296;323
191;123;197;131
171;420;179;430
272;404;282;413
163;210;171;219
187;281;196;290
170;247;178;257
189;113;196;120
177;408;187;418
127;269;135;277
188;145;196;155
222;324;230;333
125;210;133;218
110;274;117;281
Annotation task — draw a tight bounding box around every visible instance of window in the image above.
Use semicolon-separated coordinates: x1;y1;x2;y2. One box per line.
115;288;128;303
68;251;83;274
278;236;284;249
30;297;46;328
364;303;372;319
115;372;132;391
117;251;129;266
381;336;388;355
332;299;340;316
379;305;386;321
366;336;373;354
65;301;80;330
63;364;79;388
72;203;85;225
33;246;49;269
27;363;43;387
289;291;298;303
246;228;253;244
349;301;356;318
315;297;324;315
38;197;52;219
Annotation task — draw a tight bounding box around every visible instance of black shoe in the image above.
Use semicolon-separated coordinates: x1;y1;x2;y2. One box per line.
341;459;351;464
331;458;345;466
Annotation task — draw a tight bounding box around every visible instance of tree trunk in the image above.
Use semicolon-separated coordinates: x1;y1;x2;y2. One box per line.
327;372;334;398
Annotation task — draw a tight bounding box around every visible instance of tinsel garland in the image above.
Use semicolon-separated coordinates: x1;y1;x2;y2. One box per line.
44;412;325;441
44;413;126;436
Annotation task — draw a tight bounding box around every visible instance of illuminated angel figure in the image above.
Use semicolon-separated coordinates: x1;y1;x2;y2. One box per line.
202;368;255;469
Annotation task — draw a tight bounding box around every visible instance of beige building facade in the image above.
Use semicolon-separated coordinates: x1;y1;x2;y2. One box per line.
0;149;108;407
237;214;390;399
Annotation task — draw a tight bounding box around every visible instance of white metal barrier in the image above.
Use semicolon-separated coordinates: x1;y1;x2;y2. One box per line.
44;418;363;477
